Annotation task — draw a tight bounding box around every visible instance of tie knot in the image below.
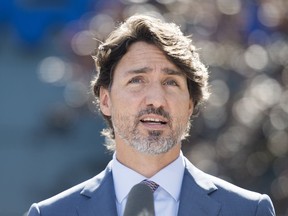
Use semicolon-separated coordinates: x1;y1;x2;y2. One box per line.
141;179;159;192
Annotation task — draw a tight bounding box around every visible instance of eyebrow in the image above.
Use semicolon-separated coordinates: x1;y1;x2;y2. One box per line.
126;67;184;77
127;67;151;74
162;68;184;76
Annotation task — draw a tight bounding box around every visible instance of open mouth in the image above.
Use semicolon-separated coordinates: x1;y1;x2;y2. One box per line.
140;117;168;125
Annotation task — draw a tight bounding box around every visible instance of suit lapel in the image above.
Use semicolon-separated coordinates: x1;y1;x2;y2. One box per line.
178;158;222;216
75;158;222;216
77;161;118;216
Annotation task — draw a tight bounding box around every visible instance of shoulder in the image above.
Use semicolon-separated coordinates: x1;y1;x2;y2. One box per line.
27;162;113;216
209;173;272;203
208;174;275;215
27;180;88;216
183;157;275;215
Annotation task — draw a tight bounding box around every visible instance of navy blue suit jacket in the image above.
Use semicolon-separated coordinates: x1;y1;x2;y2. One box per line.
28;157;275;216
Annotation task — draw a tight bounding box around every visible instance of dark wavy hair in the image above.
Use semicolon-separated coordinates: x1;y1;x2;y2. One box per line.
91;14;210;148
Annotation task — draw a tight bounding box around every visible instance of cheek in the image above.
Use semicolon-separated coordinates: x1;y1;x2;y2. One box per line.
170;96;192;116
110;92;140;114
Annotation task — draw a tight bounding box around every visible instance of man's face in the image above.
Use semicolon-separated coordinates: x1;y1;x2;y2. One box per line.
100;41;193;155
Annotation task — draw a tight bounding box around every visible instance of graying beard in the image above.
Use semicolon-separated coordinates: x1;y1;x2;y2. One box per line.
112;114;191;155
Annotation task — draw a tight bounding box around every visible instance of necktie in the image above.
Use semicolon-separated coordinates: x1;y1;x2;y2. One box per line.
141;179;159;192
123;180;159;216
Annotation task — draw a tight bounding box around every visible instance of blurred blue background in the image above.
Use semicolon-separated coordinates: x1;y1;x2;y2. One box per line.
0;0;287;215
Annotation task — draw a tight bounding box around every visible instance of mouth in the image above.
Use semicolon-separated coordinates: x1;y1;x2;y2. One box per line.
140;118;167;124
139;116;168;127
137;106;170;131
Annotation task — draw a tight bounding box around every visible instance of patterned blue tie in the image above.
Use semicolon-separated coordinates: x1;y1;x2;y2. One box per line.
141;179;159;192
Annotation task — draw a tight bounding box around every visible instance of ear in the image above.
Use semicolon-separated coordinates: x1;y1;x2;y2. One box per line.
188;98;194;117
99;86;112;116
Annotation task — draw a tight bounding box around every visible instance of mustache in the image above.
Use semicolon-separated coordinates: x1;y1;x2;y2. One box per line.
137;107;170;120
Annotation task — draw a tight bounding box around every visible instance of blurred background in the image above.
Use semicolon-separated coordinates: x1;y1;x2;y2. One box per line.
0;0;287;215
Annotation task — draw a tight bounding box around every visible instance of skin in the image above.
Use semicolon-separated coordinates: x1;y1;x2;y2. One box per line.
100;41;194;177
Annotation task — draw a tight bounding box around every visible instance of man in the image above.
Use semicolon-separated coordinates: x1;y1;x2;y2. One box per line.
28;14;275;216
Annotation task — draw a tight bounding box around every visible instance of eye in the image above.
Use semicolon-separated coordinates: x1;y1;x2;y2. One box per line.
128;76;144;84
163;79;178;86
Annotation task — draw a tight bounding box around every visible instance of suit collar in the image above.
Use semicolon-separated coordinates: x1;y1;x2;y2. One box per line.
80;161;113;197
178;158;221;216
77;161;118;216
75;158;222;216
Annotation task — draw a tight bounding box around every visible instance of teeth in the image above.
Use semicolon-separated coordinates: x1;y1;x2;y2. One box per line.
141;118;167;124
142;118;162;122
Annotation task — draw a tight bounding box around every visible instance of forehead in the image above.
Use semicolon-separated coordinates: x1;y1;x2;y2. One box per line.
114;41;181;74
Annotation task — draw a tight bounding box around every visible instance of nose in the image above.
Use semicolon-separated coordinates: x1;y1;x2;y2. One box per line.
144;82;167;108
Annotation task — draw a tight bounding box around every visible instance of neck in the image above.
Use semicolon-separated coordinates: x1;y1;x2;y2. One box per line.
115;140;181;178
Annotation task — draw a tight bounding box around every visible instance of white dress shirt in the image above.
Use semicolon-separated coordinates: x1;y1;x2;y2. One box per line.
111;152;185;216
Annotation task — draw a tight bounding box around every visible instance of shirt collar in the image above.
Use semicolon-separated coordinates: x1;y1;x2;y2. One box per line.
111;152;185;203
